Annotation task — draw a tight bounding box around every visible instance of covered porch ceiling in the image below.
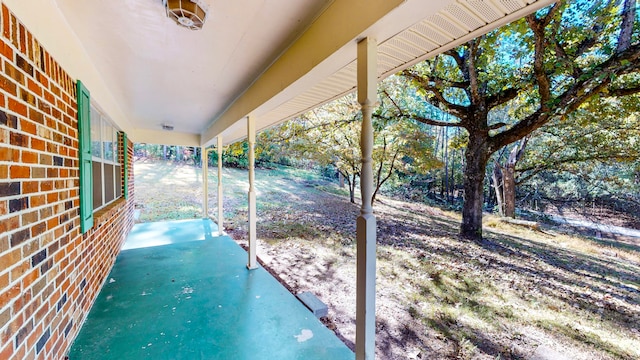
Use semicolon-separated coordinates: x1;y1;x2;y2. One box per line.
5;0;554;147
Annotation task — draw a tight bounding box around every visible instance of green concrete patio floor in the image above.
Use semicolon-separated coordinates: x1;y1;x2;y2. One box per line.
68;219;353;359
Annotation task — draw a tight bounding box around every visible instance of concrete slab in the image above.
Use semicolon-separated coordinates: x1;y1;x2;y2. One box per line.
68;219;353;359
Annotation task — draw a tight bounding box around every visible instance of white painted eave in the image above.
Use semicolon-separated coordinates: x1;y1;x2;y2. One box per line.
201;0;405;146
211;0;556;146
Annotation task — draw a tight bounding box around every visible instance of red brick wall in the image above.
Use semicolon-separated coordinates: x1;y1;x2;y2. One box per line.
0;4;135;359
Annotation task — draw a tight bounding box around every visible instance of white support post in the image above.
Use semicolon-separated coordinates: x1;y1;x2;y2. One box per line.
356;37;377;360
247;115;258;269
202;146;209;219
217;136;224;236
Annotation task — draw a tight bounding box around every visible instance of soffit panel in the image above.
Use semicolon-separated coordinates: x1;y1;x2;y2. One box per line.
221;0;552;145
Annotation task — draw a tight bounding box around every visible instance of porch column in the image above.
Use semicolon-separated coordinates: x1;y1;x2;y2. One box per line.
247;115;258;269
202;146;209;218
217;135;224;236
356;37;377;360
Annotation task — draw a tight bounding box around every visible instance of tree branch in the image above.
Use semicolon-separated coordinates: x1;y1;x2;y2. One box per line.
516;153;634;185
554;38;583;79
467;39;483;105
373;148;400;204
606;85;640;97
506;135;530;167
490;41;640;153
444;48;465;70
412;115;464;128
526;14;553;109
380;90;406;117
488;122;508;130
401;70;468;118
486;87;521;109
445;47;473;103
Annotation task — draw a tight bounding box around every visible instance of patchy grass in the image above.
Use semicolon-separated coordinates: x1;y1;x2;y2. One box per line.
134;159;640;360
134;160;204;221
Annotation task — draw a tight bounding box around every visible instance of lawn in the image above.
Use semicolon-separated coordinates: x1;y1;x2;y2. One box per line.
134;159;640;360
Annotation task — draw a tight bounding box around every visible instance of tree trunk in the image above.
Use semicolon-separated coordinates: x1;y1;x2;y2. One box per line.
492;163;505;216
499;217;540;231
500;136;529;218
461;135;489;240
445;128;451;202
349;173;357;203
502;165;516;218
450;145;455;203
342;171;355;204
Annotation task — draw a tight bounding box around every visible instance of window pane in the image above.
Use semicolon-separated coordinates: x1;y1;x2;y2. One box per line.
103;121;113;161
92;161;103;210
105;164;115;203
90;107;101;158
89;104;123;210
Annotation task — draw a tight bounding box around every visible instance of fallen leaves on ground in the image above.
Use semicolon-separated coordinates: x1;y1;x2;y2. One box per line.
136;161;640;360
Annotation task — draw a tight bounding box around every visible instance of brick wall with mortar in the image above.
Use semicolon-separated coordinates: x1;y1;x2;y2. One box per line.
0;4;135;359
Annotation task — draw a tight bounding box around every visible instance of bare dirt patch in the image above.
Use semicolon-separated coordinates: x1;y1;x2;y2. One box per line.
135;160;640;359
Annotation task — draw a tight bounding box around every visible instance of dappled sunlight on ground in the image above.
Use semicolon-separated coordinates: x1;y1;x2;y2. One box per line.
135;160;640;360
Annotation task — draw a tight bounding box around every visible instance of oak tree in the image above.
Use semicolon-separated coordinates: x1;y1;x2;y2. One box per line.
397;0;640;239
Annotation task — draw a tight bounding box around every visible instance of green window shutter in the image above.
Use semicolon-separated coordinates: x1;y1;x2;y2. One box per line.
122;132;129;199
77;80;93;233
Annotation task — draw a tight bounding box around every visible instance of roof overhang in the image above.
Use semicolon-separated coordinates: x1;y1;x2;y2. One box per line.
208;0;556;146
2;0;555;147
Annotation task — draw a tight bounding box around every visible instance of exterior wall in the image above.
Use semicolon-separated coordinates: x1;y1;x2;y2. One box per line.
0;4;135;360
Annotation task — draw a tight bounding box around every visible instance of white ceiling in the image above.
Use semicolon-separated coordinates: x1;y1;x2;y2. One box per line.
54;0;333;136
3;0;554;146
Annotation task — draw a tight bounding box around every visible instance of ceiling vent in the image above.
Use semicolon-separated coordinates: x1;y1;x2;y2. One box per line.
163;0;209;30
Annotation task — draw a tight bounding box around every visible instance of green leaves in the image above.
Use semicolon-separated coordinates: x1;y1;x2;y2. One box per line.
517;93;640;196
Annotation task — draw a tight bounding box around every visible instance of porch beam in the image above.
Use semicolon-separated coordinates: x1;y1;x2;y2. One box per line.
247;116;258;269
202;146;209;218
200;0;403;146
217;136;224;236
356;37;377;360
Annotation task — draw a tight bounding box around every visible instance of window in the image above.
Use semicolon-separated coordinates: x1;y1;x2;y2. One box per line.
77;80;127;233
90;105;123;211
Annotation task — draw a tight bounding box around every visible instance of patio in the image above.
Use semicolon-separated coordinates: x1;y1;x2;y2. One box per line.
68;219;353;359
0;2;557;358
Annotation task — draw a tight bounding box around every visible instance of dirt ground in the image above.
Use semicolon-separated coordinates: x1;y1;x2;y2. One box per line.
539;200;640;231
135;160;640;360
